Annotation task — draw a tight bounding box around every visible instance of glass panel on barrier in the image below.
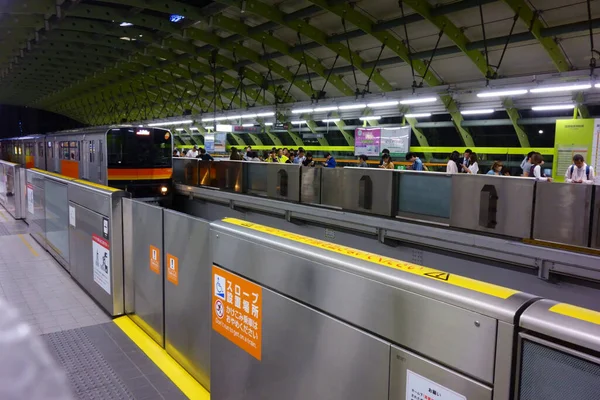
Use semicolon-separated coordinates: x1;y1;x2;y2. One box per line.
246;162;267;195
397;172;452;220
44;179;70;263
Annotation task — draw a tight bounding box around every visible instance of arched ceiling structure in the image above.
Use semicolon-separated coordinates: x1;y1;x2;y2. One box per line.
1;0;599;129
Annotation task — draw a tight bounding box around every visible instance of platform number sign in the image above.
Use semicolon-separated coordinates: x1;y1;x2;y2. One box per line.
102;217;109;239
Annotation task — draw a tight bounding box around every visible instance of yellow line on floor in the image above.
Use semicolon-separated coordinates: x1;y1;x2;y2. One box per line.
113;316;210;400
18;234;39;257
0;210;7;222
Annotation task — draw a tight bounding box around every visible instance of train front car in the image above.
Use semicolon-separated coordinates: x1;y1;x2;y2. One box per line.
106;127;173;205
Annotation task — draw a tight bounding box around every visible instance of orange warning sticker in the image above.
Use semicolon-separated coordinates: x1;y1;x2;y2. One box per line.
212;265;262;361
149;245;160;274
166;254;179;285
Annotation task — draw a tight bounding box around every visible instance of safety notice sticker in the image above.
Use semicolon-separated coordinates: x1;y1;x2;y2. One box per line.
212;265;262;360
92;234;111;295
406;370;466;400
27;184;34;215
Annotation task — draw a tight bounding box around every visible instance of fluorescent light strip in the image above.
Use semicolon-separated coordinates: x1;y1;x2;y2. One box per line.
120;22;133;27
460;109;495;115
227;115;242;120
241;123;255;127
291;108;313;114
367;101;399;108
256;112;275;117
531;105;575;111
477;89;528;98
264;122;274;126
322;119;341;123
290;120;307;124
241;114;257;119
359;116;381;121
404;113;431;118
399;97;436;105
175;128;185;131
338;104;366;110
148;119;193;126
529;84;592;93
313;106;338;112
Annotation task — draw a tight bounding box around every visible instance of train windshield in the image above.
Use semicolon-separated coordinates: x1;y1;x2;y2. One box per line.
106;128;172;168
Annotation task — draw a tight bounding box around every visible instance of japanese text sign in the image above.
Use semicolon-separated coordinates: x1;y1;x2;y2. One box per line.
212;265;262;360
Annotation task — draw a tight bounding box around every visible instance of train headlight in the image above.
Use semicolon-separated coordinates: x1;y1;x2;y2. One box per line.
160;186;168;194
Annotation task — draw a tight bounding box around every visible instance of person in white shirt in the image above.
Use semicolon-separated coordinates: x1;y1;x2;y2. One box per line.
461;153;479;174
530;153;552;181
565;154;595;184
446;151;459;174
186;146;199;158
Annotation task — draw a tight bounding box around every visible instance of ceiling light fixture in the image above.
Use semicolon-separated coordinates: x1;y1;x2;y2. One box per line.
290;120;307;124
322;118;341;123
399;97;436;105
256;112;275;117
529;84;592;93
241;114;257;119
366;101;399;108
338;104;366;110
531;104;575;111
120;22;133;27
359;116;381;121
404;113;432;118
264;122;274;126
460;109;495;115
476;89;528;98
148;120;193;127
241;123;255;127
291;108;313;114
313;106;338;112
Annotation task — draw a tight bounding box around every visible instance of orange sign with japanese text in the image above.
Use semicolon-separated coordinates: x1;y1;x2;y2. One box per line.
166;254;179;285
212;265;262;360
149;245;160;274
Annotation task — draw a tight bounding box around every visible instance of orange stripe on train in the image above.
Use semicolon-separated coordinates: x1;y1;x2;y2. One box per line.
107;168;172;181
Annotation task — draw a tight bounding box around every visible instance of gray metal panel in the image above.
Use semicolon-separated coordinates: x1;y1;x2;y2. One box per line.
590;185;600;249
320;168;344;208
533;182;593;247
519;299;600;353
210;221;535;383
245;162;268;196
210;278;391;400
389;345;492;400
214;161;244;192
163;209;211;390
450;174;535;238
26;171;46;248
266;163;301;201
68;183;112;217
44;178;70;267
342;167;394;216
127;200;164;345
300;167;321;205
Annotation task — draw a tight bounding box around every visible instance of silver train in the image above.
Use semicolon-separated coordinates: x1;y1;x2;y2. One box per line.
173;158;600;251
0;126;174;202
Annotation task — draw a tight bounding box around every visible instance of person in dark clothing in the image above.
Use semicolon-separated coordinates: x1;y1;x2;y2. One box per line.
458;149;472;173
302;152;316;167
379;149;390;166
197;147;214;161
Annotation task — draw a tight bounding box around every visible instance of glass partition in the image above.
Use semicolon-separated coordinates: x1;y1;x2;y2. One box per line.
44;179;70;263
397;172;452;222
245;163;268;195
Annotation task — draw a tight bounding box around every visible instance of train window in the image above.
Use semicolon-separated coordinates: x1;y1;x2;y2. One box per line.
60;142;69;160
89;141;95;163
38;143;44;157
25;144;33;156
47;141;53;158
99;140;103;162
70;142;79;161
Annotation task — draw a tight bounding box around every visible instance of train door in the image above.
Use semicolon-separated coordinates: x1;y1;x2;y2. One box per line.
81;140;90;181
35;140;45;169
54;141;61;173
98;138;105;184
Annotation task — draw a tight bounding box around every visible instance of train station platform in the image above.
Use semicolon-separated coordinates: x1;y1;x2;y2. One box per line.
0;209;203;400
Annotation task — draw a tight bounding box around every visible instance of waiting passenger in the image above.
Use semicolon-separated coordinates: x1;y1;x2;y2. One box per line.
380;148;390;166
294;149;306;164
521;151;535;177
278;148;289;163
446;151;460;174
198;148;214;161
230;147;243;160
302;152;315;167
358;154;369;168
565;154;595;184
380;154;395;170
246;151;261;162
529;153;551;181
266;150;279;163
461;153;479;174
459;149;472;173
187;146;199;158
322;152;337;168
242;146;252;161
405;152;424;171
173;150;180;157
487;161;503;175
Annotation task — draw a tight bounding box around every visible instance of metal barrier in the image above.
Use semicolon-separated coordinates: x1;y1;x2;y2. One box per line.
26;169;128;316
209;218;537;400
0;160;26;219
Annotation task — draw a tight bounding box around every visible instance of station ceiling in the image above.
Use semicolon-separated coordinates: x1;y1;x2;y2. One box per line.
1;0;599;126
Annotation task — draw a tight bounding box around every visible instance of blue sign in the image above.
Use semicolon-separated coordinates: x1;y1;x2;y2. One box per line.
170;14;185;23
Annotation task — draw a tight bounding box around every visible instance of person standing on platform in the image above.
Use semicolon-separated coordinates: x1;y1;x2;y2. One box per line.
446;151;460;173
379;149;390;166
565;154;595;184
278;148;289;163
380;154;395;169
461;153;479;174
294;148;306;164
229;147;242;160
323;152;337;168
530;153;551;181
521;151;535;177
186;146;198;158
302;152;315;167
198;148;214;161
458;149;472;173
358;154;369;168
487;161;504;175
405;152;424;171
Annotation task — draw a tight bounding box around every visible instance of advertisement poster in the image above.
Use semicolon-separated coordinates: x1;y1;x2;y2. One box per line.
215;133;227;153
380;126;411;156
205;134;215;153
92;234;111;295
354;127;381;156
553;119;594;182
